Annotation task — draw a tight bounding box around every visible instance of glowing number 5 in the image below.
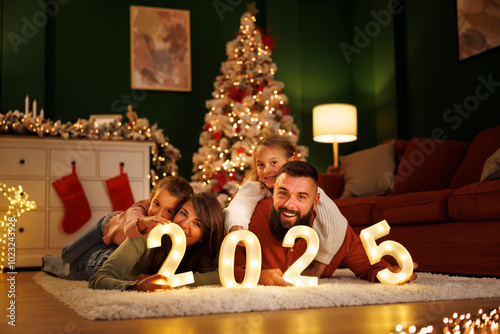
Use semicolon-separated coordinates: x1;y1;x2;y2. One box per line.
360;220;413;285
282;226;319;286
219;230;262;288
147;223;194;288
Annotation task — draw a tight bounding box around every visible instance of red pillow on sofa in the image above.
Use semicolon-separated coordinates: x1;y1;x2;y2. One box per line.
450;126;500;189
448;179;500;221
389;138;469;195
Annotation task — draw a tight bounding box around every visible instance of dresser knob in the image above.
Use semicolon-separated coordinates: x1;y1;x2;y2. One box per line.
20;159;25;164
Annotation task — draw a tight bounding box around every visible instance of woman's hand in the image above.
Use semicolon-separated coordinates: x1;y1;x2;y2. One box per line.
137;216;169;234
130;274;173;292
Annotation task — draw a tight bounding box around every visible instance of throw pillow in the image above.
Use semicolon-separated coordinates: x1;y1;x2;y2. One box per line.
389;138;469;195
480;148;500;181
450;126;500;188
339;141;395;198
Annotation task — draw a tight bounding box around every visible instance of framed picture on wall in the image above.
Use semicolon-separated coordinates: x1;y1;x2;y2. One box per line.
457;0;500;60
130;6;191;91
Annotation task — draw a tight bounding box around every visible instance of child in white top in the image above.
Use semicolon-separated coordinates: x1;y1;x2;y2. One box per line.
225;134;348;277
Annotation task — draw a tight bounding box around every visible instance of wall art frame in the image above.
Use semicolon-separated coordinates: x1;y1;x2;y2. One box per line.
130;6;191;91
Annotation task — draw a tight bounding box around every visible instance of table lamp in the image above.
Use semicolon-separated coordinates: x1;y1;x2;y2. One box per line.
313;103;357;173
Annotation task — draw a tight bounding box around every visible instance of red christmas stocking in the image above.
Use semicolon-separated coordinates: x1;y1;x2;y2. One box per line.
52;163;92;234
105;163;135;211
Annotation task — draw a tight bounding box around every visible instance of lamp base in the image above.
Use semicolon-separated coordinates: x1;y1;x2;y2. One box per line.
327;165;343;174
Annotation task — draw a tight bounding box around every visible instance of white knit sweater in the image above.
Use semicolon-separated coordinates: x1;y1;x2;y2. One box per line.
224;180;348;264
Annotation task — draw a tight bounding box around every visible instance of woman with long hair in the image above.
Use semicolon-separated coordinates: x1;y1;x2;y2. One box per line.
89;191;225;291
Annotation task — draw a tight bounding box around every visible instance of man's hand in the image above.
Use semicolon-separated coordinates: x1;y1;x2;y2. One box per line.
130;274;173;292
301;260;327;278
259;269;294;286
388;262;419;284
137;216;168;234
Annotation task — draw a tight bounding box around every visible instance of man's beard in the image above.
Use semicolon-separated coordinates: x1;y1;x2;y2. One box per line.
269;205;313;242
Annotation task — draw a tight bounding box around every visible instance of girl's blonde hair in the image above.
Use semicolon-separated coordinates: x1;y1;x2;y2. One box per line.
249;134;297;190
149;176;194;212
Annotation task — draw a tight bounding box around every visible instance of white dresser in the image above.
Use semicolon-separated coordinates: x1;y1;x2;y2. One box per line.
0;136;153;268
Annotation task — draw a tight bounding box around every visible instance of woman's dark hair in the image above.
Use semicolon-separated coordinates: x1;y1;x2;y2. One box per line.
150;192;225;274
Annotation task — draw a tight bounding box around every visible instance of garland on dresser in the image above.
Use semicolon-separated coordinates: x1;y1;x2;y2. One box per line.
0;105;180;186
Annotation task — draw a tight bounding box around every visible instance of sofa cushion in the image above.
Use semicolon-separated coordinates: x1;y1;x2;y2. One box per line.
339;141;395;198
390;138;469;195
384;138;410;168
334;196;386;226
480;148;500;181
448;179;500;221
450;126;500;189
372;189;454;225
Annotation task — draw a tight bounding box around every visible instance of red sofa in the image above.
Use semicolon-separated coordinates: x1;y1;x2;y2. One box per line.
319;126;500;277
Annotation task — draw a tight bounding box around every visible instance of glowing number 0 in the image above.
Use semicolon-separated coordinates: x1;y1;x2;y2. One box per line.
360;220;413;285
147;223;194;288
219;230;262;288
282;226;319;286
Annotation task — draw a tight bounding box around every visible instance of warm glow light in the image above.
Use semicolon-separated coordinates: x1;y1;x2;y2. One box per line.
147;224;194;288
282;226;319;287
0;183;36;273
219;230;261;288
360;220;413;285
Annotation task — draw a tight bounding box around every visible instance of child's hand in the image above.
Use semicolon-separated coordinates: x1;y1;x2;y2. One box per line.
137;216;169;234
229;225;244;233
229;225;245;246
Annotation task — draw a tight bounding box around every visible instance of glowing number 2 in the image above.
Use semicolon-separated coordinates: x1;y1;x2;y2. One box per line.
282;226;319;287
360;220;413;285
147;223;194;288
219;230;262;288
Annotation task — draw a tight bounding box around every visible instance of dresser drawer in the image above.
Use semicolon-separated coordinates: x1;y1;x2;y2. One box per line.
12;210;47;249
0;147;47;176
0;179;46;208
99;150;148;179
49;149;97;178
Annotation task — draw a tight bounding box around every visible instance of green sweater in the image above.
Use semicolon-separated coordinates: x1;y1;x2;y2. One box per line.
88;235;221;291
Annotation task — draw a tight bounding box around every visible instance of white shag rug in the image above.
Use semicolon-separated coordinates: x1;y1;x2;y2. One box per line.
34;270;500;321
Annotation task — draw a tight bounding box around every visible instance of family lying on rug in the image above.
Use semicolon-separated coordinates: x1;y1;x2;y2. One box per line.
42;135;417;291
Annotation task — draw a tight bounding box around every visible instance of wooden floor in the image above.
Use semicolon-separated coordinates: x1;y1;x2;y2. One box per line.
1;271;500;334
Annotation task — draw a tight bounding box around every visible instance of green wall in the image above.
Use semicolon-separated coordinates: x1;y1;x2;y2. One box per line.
2;0;499;178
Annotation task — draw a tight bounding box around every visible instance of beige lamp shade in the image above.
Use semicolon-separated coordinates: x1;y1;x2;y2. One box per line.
313;103;357;143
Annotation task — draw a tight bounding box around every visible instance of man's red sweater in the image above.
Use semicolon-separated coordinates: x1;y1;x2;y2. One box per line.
234;198;389;283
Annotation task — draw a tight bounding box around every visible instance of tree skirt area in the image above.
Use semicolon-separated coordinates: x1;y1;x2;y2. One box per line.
33;270;500;321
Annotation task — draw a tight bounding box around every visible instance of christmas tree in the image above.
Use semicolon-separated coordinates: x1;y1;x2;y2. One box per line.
190;11;308;205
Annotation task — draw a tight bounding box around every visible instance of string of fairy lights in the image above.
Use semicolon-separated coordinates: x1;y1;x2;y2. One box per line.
0;183;36;273
390;306;500;334
0;108;181;187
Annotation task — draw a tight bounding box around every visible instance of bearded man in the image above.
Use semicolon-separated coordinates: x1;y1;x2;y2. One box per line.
233;161;417;285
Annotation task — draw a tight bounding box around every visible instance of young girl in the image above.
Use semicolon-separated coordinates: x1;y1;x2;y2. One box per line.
224;134;348;276
42;176;194;281
89;191;225;291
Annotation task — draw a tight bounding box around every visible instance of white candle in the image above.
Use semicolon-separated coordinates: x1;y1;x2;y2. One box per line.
219;230;261;288
33;100;37;119
147;223;194;288
25;95;29;115
360;220;414;285
282;226;319;287
39;108;44;120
